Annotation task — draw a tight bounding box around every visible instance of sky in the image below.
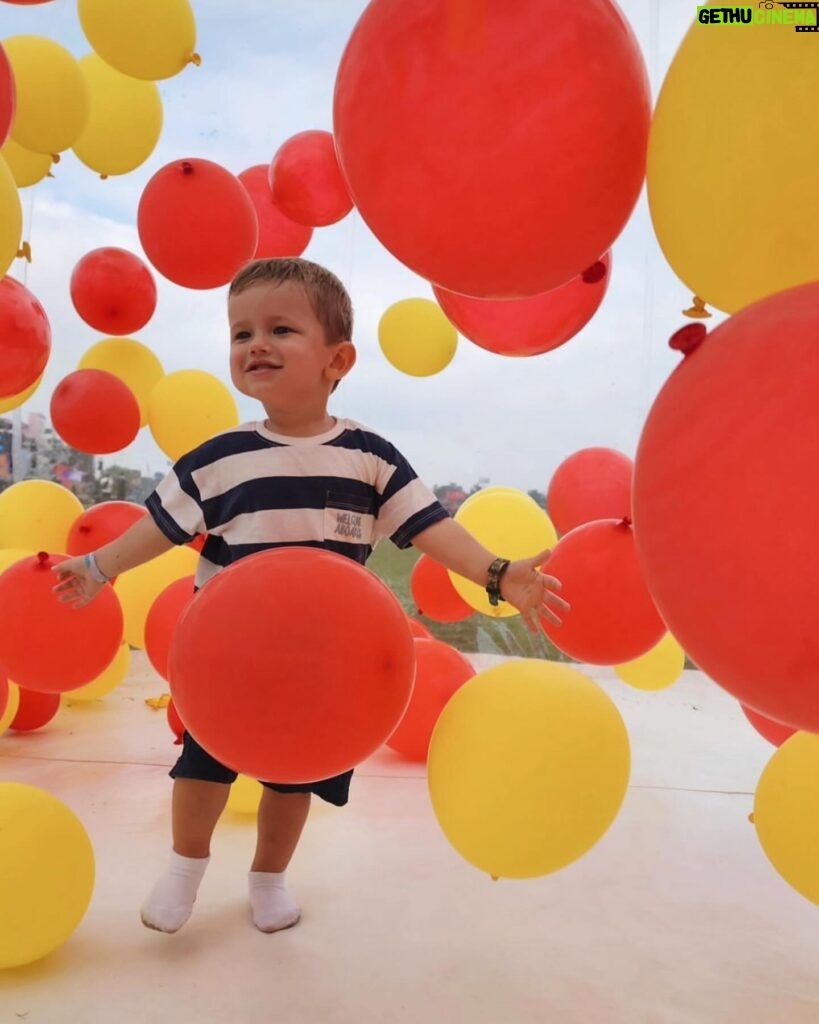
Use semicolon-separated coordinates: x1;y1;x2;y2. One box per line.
1;0;712;493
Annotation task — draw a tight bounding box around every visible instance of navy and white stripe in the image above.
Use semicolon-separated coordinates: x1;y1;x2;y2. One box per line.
146;419;449;588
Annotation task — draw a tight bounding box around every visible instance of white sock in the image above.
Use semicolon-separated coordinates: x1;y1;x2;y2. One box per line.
248;871;301;933
140;851;210;933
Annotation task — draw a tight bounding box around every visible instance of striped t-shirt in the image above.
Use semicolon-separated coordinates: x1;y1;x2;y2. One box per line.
146;418;450;589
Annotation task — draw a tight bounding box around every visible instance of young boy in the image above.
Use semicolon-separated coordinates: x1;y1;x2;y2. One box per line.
53;258;568;936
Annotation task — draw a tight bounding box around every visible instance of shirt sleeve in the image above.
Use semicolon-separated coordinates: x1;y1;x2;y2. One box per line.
145;450;207;545
373;442;450;548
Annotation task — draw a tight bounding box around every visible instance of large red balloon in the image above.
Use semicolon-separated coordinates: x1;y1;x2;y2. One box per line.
741;705;796;749
0;276;51;397
10;687;60;732
66;501;147;557
268;131;353;228
167;697;184;745
387;638;474;762
0;669;7;719
137;159;259;289
0;552;123;693
169;548;415;783
50;369;140;454
70;248;157;336
410;554;472;623
633;282;819;732
540;519;664;664
145;575;195;681
433;253;612;357
334;0;649;298
406;616;433;640
547;447;633;537
0;43;15;148
238;165;313;259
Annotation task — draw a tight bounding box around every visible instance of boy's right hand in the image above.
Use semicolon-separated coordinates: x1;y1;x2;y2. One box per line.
52;556;106;608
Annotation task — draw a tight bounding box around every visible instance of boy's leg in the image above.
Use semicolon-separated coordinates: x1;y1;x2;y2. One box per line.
248;789;311;933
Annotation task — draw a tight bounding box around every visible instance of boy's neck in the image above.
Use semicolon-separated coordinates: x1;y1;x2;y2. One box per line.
262;409;338;438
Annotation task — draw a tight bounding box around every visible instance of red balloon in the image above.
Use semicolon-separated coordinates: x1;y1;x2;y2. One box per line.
70;248;157;336
547;447;633;537
67;501;147;557
167;697;184;745
137;159;259;289
238;165;313;258
633;282;819;732
540;519;664;664
0;43;15;148
0;276;51;398
433;253;612;357
407;616;433;640
268;131;353;228
410;555;472;623
387;638;474;761
334;0;649;298
10;687;60;732
169;548;415;782
50;369;140;455
741;705;797;748
0;669;7;719
0;552;123;693
188;533;206;553
145;575;195;681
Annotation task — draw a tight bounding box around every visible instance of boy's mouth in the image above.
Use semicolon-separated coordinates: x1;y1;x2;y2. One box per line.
246;361;282;374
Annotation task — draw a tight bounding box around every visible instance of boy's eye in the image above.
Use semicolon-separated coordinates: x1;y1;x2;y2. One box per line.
272;325;293;335
233;331;251;342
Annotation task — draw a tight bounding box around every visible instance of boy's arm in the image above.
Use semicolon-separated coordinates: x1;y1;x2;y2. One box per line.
411;517;569;625
52;514;178;608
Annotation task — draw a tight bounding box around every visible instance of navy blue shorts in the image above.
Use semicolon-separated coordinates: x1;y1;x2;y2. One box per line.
170;732;353;807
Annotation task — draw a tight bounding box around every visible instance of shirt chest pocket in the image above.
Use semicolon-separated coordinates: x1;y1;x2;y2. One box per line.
324;491;376;546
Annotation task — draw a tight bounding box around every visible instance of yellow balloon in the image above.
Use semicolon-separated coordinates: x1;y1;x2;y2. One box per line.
0;783;95;968
147;370;239;462
227;775;263;816
449;488;558;617
79;338;164;427
0;481;84;552
0;374;42;413
1;138;52;188
0;681;20;737
378;298;458;377
114;545;198;648
73;54;163;177
614;633;685;692
754;732;819;905
78;0;198;81
4;36;89;155
428;660;630;879
0;155;22;278
63;643;130;702
648;11;819;313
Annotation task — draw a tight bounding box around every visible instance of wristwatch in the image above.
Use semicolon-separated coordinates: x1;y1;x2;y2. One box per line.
486;557;511;607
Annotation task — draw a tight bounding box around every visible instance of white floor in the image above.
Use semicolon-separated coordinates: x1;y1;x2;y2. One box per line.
1;652;818;1024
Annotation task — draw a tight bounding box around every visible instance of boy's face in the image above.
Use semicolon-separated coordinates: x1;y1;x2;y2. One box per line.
228;280;353;410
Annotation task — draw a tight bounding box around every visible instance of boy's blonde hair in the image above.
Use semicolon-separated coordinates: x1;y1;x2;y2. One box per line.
229;258;354;345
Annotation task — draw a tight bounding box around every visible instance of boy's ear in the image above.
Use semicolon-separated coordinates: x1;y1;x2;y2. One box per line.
327;341;356;383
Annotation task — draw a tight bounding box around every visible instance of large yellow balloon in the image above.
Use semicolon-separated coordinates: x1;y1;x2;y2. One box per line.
648;9;819;313
79;338;164;427
78;0;198;81
0;374;42;413
0;681;20;737
227;775;263;816
73;54;163;177
428;660;630;879
4;36;89;155
0;481;84;552
0;155;22;278
378;298;458;377
1;138;52;188
114;545;198;648
64;643;130;702
615;632;685;692
754;732;819;904
147;370;239;462
0;783;95;968
449;488;558;617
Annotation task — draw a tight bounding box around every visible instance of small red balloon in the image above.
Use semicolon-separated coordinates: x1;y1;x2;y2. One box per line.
387;638;474;762
0;552;123;693
540;519;665;664
547;447;633;537
407;616;433;640
145;575;195;681
410;555;472;623
67;501;147;557
433;253;612;357
268;130;353;228
10;687;60;732
70;248;157;336
0;276;51;398
50;369;140;455
741;705;797;748
167;697;184;745
138;159;259;289
238;165;313;259
0;669;8;719
0;43;15;148
169;548;415;783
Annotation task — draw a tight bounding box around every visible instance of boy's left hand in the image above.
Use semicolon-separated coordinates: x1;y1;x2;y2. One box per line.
500;548;569;628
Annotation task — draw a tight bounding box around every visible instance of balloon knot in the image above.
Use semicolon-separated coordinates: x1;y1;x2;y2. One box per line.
748;812;755;824
669;322;707;356
99;174;109;181
181;161;194;176
16;241;32;263
581;260;607;285
682;295;712;320
490;875;500;882
36;551;50;566
187;52;202;68
51;153;61;164
618;517;633;529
